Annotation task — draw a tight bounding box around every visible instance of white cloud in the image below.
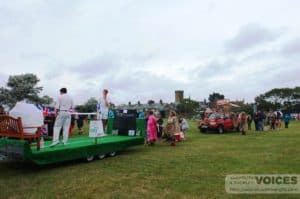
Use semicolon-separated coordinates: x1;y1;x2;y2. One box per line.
225;23;283;52
1;0;300;105
281;38;300;56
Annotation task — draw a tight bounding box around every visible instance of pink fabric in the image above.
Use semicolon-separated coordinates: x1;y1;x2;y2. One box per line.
147;115;157;142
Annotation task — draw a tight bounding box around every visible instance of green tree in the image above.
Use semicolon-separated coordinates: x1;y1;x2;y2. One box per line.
148;100;155;105
208;92;225;103
176;98;199;117
0;74;43;107
255;87;300;112
39;95;54;105
208;92;225;108
255;95;276;111
230;101;254;114
75;97;98;112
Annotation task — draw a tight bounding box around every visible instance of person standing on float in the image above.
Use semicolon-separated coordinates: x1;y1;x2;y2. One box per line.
99;89;111;132
50;88;74;147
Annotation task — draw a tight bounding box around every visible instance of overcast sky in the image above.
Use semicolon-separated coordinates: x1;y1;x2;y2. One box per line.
1;0;300;105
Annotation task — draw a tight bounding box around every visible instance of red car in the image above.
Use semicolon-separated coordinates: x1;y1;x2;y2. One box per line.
199;112;234;134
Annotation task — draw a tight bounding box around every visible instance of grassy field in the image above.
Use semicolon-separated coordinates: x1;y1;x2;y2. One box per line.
0;120;300;199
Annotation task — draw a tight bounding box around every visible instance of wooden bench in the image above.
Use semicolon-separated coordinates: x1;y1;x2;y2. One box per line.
0;115;42;150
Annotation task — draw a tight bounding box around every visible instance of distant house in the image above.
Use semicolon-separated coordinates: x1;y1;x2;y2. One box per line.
116;102;176;118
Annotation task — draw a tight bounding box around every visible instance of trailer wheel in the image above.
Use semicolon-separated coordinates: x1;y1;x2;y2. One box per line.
86;156;94;162
109;152;116;157
97;154;106;160
0;154;7;161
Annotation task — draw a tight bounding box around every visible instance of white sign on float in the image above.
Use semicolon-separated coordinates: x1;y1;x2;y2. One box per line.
128;130;135;136
89;120;105;138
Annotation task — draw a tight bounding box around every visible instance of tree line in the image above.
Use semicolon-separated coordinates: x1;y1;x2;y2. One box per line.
0;74;299;114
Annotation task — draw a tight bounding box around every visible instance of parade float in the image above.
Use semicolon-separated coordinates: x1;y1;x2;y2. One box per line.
0;104;146;165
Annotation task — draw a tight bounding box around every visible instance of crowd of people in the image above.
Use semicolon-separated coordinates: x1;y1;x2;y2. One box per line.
232;110;291;134
1;88;299;148
201;108;295;136
250;111;291;131
145;110;189;146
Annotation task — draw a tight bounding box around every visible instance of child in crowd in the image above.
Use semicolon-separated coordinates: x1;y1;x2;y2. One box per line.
179;115;189;139
284;113;291;128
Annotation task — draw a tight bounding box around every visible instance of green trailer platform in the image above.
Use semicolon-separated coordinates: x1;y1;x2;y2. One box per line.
0;118;146;165
0;136;144;165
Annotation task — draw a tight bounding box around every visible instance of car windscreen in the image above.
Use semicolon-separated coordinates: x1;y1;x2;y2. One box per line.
209;113;224;119
216;114;224;119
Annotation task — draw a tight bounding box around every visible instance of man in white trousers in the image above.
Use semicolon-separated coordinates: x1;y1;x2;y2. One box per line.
50;88;74;147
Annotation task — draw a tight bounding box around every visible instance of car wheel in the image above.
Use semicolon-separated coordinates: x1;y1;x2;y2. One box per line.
0;154;7;161
218;126;224;134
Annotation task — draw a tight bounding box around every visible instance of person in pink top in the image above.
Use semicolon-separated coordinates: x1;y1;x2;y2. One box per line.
147;110;157;145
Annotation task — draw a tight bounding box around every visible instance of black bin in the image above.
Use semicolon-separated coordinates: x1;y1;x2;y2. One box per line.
113;110;137;136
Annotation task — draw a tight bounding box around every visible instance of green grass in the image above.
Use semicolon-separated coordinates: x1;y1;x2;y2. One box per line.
0;121;300;199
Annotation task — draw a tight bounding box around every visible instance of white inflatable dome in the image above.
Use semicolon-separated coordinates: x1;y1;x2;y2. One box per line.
9;101;44;134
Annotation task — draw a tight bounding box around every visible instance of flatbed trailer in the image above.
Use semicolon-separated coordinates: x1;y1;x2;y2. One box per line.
0;118;146;165
0;135;144;165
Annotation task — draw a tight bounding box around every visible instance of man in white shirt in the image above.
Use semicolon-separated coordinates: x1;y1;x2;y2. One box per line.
50;88;74;147
99;89;111;132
